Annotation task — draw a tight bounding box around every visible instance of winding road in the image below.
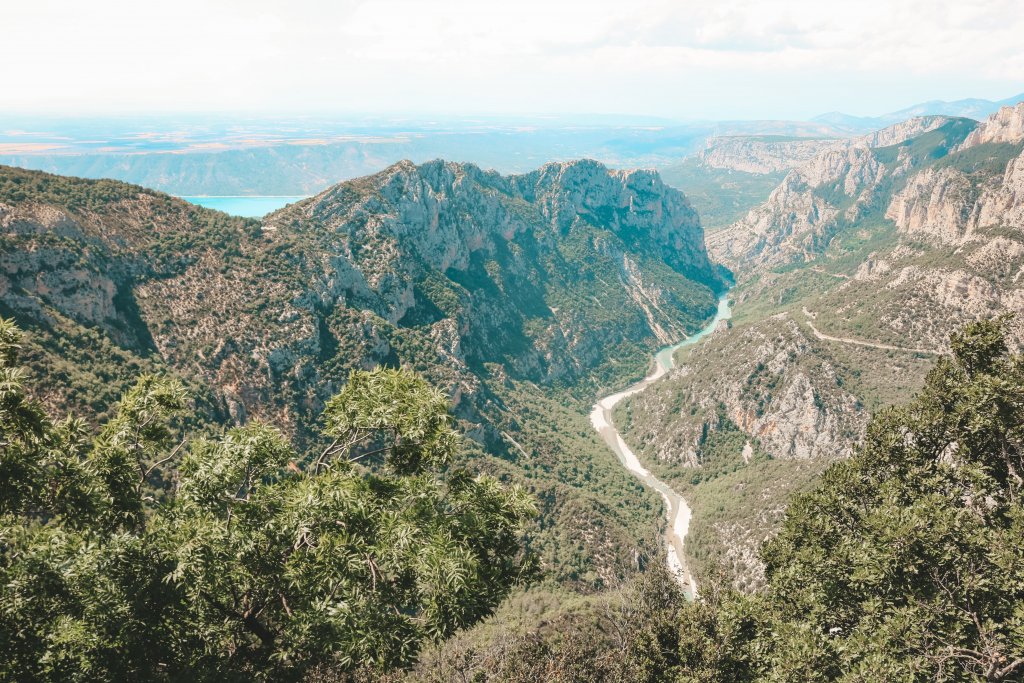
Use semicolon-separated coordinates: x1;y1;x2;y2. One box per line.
802;308;939;355
590;295;732;599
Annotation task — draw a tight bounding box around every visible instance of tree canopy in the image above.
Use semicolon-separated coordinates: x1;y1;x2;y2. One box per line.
5;312;1023;682
0;318;536;681
753;317;1024;681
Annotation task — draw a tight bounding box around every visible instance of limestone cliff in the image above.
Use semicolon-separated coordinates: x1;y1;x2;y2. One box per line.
620;314;865;467
857;115;951;148
708;145;881;269
885;166;979;243
0;160;722;429
886;105;1024;245
709;117;975;270
622;114;1023;590
961;102;1024;148
615;312;880;589
695;137;846;175
690;118;950;180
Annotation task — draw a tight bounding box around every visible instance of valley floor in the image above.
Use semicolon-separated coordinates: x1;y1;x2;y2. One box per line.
590;294;732;599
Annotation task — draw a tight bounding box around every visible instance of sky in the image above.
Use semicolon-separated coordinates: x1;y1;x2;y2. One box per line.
3;0;1023;120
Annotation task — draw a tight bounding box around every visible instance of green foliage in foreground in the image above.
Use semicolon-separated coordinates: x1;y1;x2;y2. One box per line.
4;310;1022;682
0;318;536;681
694;317;1024;682
753;316;1024;681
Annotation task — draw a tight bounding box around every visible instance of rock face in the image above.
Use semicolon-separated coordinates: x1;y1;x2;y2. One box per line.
977;152;1024;229
621;314;866;467
0;192;196;353
716;108;1024;358
286;159;719;320
696;137;846;175
709;117;976;270
708;144;884;269
0;160;725;589
617;312;874;591
885;107;1024;245
256;159;723;391
689;118;952;180
858;115;950;148
0;161;723;432
885;167;979;243
961;103;1024;148
623;113;1024;591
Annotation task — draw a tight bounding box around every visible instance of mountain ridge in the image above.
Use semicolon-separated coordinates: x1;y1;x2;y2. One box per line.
813;92;1024;131
0;157;724;590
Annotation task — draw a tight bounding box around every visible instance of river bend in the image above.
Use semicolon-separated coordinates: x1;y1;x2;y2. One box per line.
589;295;731;599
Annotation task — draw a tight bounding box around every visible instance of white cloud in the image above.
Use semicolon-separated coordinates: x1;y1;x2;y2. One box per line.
1;0;1021;118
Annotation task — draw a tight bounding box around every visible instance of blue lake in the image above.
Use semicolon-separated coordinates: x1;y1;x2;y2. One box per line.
179;196;308;218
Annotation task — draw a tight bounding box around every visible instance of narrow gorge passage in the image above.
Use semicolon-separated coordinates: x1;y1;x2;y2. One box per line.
590;295;732;599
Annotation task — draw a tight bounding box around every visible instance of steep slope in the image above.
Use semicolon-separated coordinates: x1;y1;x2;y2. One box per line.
959;101;1024;148
618;315;866;468
888;105;1024;246
619;105;1024;589
0;159;724;590
612;310;938;587
658;135;859;233
708;116;972;270
815;103;1024;351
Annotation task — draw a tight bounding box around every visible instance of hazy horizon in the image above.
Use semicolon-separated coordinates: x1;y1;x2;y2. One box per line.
5;0;1023;120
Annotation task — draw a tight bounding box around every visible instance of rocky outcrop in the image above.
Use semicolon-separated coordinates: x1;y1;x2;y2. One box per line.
858;115;950;148
886;167;978;243
290;159;718;293
803;145;885;191
696;137;845;175
708;173;838;268
961;103;1024;148
0;161;723;430
249;159;723;391
882;105;1024;247
0;194;194;351
966;236;1024;276
709;145;883;269
711;117;978;271
974;150;1024;230
692;117;949;180
621;314;866;466
886;145;1024;245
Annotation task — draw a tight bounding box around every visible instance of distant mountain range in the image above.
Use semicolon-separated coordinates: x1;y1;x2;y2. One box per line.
0;120;852;196
2;94;1022;197
814;92;1024;131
